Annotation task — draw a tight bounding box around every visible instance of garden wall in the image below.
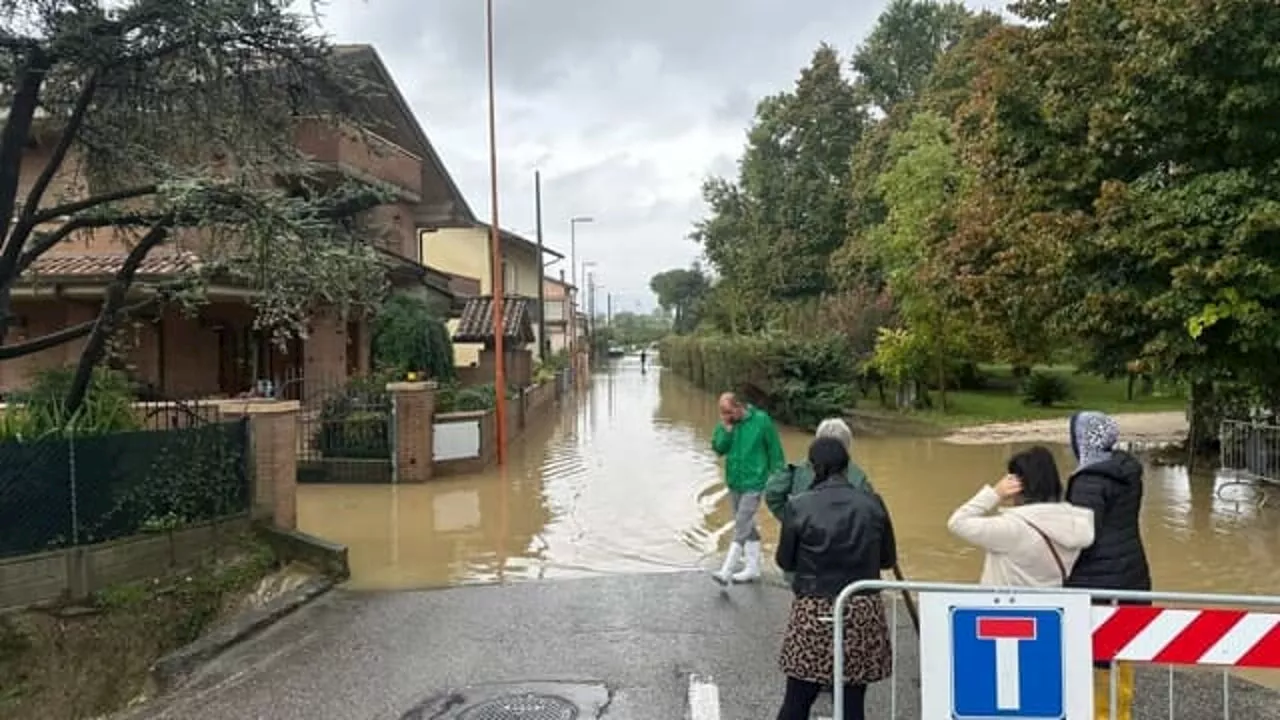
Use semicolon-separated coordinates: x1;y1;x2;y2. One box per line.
0;515;250;609
431;370;566;477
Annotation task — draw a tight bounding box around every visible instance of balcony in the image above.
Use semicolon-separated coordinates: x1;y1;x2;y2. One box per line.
294;119;423;199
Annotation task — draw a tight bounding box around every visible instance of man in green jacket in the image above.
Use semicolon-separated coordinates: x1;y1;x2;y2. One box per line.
711;392;785;583
765;417;872;522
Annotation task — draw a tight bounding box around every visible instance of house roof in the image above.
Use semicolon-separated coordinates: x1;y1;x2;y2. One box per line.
24;252;199;280
333;45;476;226
472;222;565;260
452;295;536;344
21;249;457;306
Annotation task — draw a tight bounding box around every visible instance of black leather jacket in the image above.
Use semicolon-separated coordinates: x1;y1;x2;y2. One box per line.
775;477;897;599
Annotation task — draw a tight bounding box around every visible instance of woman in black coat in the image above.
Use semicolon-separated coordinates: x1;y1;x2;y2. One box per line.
774;437;896;720
1064;410;1151;720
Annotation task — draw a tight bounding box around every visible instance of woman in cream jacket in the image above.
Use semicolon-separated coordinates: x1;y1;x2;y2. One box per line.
947;446;1095;587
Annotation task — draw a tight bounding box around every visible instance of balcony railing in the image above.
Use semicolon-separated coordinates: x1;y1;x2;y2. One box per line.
294;119;423;198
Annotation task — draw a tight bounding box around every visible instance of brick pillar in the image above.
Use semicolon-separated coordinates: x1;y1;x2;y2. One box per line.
388;381;436;483
219;400;300;529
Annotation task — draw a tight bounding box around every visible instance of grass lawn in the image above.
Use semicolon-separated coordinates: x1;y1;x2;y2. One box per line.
903;365;1188;429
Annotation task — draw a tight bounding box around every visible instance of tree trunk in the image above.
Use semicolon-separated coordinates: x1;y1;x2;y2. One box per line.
936;352;948;412
1188;380;1220;457
0;50;53;345
63;226;169;418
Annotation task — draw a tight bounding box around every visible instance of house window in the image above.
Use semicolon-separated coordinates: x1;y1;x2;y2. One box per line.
500;258;517;295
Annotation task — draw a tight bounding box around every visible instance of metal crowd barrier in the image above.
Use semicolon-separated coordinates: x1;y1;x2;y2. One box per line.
829;580;1280;719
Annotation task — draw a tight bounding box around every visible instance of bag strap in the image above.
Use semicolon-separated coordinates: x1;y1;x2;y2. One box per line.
1016;516;1068;583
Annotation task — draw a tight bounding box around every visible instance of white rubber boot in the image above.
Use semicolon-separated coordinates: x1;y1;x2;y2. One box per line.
712;542;743;585
732;541;762;583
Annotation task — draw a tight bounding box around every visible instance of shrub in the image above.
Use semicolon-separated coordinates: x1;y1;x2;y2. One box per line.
372;295;456;382
658;332;856;428
0;366;139;441
1023;372;1072;407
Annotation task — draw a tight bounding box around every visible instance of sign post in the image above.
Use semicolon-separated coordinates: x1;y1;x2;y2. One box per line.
920;591;1094;719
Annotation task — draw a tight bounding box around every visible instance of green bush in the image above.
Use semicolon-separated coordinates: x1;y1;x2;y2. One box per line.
372;295;456;382
0;366;140;442
658;333;856;428
1023;372;1072;407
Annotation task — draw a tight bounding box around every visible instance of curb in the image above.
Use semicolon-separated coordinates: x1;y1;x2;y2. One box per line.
150;575;334;694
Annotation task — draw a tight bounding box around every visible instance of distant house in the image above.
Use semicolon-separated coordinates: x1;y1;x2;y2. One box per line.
542;275;581;355
420;224;564;366
1;44;468;403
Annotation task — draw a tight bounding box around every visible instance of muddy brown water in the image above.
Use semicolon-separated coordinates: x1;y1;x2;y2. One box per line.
299;359;1280;601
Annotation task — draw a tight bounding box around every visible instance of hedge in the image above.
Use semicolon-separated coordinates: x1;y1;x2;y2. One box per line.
658;333;857;428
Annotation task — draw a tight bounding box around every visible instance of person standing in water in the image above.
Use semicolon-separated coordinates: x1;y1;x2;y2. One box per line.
711;391;785;584
1064;411;1151;720
639;348;647;372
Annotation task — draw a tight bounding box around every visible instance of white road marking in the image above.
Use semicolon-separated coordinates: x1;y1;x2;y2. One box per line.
687;674;720;720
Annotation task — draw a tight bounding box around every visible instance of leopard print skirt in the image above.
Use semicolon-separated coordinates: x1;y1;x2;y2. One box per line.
778;593;893;686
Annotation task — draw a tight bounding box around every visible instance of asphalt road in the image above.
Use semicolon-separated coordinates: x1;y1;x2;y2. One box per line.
121;571;1280;720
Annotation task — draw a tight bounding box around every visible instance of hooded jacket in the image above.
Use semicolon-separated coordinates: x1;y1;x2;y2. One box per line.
948;486;1095;587
1064;411;1152;592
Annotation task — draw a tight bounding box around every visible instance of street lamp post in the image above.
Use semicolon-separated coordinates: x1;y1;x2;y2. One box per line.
568;216;592;377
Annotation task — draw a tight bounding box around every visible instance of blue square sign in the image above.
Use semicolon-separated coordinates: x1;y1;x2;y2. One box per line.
950;607;1066;719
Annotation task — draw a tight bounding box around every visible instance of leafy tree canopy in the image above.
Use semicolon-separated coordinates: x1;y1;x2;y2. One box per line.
0;0;398;410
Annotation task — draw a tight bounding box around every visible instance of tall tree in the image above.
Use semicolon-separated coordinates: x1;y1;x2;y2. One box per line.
851;0;971;114
0;0;392;412
869;111;973;408
694;44;864;327
834;2;982;290
649;265;709;334
970;0;1280;446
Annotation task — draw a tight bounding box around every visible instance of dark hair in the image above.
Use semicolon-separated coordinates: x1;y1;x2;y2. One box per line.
1007;446;1063;504
809;437;850;483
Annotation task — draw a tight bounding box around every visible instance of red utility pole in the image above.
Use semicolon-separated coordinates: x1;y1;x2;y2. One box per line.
485;0;507;465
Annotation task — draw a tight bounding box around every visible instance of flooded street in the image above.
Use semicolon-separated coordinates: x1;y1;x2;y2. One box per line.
297;359;1280;596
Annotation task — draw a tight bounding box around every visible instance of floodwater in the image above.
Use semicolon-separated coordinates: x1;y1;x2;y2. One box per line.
297;358;1280;597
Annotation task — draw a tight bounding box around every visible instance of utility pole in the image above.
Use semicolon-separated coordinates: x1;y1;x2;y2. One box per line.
534;170;547;362
606;293;612;328
485;0;507;466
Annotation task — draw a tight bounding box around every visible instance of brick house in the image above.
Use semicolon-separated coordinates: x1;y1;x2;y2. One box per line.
0;44;473;402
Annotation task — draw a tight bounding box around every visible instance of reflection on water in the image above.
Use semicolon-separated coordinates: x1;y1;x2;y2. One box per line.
298;360;1280;599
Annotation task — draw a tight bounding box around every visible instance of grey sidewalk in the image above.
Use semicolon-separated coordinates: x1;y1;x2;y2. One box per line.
119;571;1280;719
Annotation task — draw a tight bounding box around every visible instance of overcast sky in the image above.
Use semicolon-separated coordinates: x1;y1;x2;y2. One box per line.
306;0;1006;313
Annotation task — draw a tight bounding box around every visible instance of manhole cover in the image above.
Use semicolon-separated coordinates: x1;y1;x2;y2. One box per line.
456;693;579;720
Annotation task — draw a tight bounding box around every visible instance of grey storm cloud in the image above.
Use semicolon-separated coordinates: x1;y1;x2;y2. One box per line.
306;0;1005;309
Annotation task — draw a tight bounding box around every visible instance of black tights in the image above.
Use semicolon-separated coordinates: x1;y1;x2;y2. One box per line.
776;677;867;720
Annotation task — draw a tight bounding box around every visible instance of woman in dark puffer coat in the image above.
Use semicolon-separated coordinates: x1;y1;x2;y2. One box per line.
1063;410;1151;720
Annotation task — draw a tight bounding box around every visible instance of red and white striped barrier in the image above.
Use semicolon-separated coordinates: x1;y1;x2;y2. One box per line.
1092;606;1280;668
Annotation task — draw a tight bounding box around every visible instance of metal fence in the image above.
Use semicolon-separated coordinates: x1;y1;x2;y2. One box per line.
295;376;395;484
1220;419;1280;486
830;579;1280;719
0;419;250;558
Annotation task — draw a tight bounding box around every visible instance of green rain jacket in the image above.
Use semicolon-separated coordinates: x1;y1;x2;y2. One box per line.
710;405;785;493
764;460;873;522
